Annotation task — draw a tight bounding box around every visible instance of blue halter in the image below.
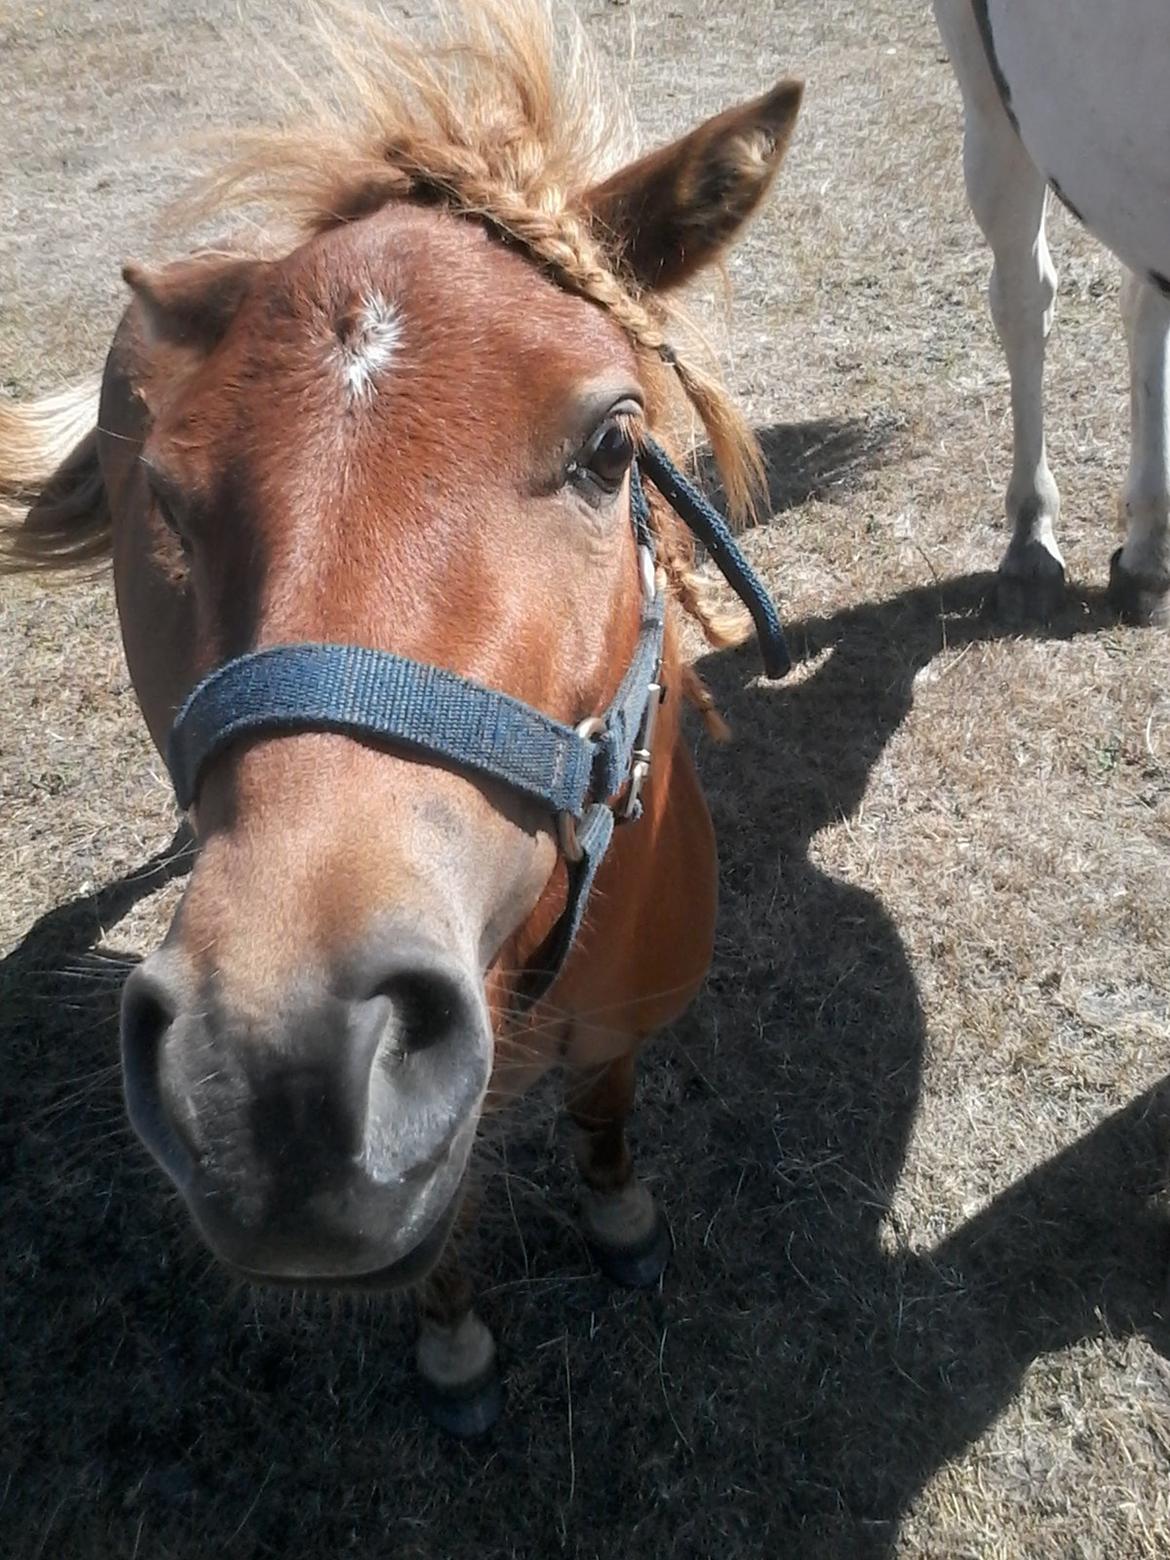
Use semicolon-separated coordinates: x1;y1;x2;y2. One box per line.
166;437;789;1001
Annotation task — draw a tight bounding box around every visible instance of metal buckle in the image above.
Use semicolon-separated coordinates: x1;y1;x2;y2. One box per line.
556;716;604;863
555;598;666;856
622;753;651;821
620;672;664;822
638;543;656;604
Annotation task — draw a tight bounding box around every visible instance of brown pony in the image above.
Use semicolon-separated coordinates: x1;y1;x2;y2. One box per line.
0;1;801;1432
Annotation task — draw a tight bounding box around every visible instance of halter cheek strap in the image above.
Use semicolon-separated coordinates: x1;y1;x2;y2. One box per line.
165;440;788;1002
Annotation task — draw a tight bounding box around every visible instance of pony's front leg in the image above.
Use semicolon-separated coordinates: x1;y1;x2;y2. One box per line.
566;1051;671;1289
414;1202;502;1439
1111;270;1170;625
939;0;1063;618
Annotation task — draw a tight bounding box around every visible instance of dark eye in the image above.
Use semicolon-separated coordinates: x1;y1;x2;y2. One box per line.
577;417;637;495
156;495;192;554
145;468;193;554
154;493;180;535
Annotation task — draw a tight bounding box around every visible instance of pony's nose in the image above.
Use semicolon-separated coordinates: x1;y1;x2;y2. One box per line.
119;931;491;1228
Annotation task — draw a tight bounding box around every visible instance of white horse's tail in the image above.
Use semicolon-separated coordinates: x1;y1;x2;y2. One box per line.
0;377;111;575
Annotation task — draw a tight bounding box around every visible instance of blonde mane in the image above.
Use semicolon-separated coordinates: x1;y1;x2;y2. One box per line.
5;0;761;678
187;0;624;242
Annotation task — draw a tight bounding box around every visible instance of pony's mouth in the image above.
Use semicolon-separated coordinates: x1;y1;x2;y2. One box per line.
221;1186;461;1293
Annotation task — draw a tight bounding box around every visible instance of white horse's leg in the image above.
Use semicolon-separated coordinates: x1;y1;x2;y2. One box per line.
967;119;1064;616
1111;269;1170;625
936;0;1064;618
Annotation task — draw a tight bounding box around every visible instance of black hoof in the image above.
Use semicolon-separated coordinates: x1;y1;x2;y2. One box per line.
419;1366;504;1439
589;1207;672;1290
992;565;1066;625
1108;547;1170;627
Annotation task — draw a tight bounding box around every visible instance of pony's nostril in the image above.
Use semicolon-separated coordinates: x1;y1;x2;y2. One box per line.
121;973;176;1079
380;971;460;1056
120;963;192;1172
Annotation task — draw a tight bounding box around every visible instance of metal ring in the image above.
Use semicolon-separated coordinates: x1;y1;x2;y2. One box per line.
557;810;584;864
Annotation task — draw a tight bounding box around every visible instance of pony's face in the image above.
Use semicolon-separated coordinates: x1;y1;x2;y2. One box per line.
121;207;646;1285
118;78;802;1290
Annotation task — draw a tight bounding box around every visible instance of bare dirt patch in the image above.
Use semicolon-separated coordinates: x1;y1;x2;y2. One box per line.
2;2;1168;1557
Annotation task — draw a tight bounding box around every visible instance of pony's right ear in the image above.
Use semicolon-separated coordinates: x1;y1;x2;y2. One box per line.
122;253;262;351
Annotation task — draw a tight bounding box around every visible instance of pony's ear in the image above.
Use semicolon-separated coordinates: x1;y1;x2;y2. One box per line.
585;79;803;292
122;253;262;351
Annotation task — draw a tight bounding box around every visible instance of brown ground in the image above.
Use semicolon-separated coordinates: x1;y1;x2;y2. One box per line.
2;2;1169;1557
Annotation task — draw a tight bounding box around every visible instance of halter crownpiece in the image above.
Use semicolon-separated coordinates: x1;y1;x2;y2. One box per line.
166;438;789;1001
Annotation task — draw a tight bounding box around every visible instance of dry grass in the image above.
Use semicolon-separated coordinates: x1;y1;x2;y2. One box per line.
2;1;1168;1557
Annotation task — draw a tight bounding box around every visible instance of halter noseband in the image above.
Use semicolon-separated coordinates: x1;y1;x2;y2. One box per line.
166;437;789;1003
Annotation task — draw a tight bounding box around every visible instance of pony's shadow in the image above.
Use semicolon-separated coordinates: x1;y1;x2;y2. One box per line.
1;825;193;990
655;569;1170;1551
698;411;905;515
2;566;1167;1558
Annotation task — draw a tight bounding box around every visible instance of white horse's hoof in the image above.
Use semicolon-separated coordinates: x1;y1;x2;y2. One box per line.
1109;547;1170;626
994;544;1067;623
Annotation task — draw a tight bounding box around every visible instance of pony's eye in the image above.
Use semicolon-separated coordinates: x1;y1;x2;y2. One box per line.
155;494;191;553
579;418;636;494
145;470;193;554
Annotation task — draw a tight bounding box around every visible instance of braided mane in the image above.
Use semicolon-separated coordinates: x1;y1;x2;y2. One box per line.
179;0;762;660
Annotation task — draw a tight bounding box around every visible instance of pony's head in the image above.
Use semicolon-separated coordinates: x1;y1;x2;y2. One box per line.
116;2;801;1287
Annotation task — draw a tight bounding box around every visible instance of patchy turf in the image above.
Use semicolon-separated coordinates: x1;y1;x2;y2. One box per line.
2;2;1169;1557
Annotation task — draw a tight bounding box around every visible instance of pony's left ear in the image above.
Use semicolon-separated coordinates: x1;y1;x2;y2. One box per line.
585;79;803;292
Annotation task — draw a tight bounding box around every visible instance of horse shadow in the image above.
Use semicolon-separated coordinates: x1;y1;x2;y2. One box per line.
698;411;906;515
664;569;1170;1553
1;500;1167;1558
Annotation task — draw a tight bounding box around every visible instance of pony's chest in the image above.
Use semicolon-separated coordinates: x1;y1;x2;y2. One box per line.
990;0;1170;279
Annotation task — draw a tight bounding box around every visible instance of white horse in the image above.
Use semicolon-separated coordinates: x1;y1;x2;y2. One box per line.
935;0;1170;624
